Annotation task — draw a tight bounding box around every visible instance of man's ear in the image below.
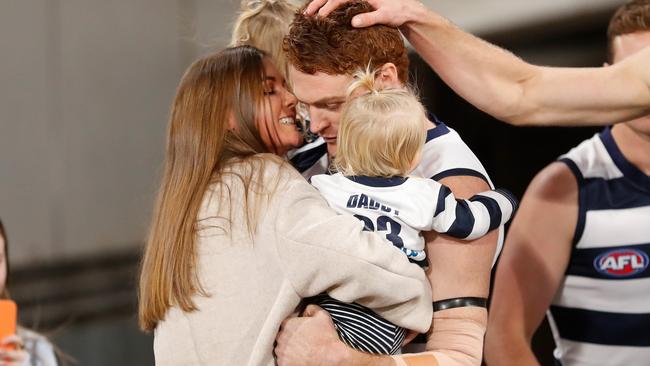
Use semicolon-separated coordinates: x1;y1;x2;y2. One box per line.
374;63;401;89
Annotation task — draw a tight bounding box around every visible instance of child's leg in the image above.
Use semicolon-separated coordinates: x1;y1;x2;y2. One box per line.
306;294;407;355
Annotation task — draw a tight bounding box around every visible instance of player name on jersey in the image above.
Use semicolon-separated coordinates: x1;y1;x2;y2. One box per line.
346;194;399;216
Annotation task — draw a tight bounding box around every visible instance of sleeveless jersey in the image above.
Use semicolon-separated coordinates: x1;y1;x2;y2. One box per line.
550;127;650;366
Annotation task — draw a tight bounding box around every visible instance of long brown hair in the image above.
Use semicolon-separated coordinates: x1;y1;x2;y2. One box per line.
138;46;285;332
0;218;10;299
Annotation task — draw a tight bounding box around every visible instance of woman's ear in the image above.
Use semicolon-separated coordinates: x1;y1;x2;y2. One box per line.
374;63;401;89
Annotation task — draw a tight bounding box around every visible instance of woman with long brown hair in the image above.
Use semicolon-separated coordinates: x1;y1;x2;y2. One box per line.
138;46;431;365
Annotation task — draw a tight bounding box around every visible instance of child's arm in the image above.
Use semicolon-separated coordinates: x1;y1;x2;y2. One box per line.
428;181;517;240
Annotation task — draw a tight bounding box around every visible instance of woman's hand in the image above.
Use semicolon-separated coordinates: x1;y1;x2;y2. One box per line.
0;335;29;366
304;0;428;28
275;305;350;366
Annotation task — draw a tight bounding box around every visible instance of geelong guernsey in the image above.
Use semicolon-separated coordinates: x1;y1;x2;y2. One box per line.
550;127;650;366
288;136;329;178
311;174;516;263
293;118;507;353
290;119;505;263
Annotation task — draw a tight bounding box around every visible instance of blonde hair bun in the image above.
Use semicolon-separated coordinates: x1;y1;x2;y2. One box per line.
346;66;381;99
335;68;428;177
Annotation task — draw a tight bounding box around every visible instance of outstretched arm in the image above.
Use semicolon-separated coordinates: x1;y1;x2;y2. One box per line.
399;7;650;126
306;0;650;126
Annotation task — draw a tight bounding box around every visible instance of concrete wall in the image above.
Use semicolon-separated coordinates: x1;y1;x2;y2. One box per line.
0;0;239;266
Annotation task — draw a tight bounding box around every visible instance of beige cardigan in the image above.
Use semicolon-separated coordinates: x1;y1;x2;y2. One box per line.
154;157;432;365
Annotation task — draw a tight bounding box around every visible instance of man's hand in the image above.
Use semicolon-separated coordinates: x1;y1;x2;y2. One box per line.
304;0;427;28
275;305;350;366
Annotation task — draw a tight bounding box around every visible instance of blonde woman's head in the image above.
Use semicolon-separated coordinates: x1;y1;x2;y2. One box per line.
231;0;300;79
334;68;428;177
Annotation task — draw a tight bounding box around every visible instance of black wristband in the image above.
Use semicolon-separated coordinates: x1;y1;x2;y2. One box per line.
432;297;488;312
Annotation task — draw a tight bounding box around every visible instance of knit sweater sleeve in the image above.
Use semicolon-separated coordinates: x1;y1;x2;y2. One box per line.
272;175;433;333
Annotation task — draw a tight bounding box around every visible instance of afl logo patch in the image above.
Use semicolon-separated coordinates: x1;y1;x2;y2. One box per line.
594;248;649;277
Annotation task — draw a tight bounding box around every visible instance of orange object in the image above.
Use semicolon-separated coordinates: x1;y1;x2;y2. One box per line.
0;300;17;350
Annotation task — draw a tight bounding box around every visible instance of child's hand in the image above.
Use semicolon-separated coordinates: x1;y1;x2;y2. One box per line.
0;335;29;366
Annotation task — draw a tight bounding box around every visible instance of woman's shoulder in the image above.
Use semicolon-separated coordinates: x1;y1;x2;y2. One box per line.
222;154;306;187
201;154;310;210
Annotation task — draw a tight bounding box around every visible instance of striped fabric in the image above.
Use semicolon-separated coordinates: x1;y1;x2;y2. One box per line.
549;128;650;366
309;295;407;355
310;173;516;255
288;137;330;179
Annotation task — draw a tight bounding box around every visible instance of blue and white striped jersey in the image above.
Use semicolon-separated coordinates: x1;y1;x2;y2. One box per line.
288;136;329;178
550;127;650;366
311;173;516;264
290;119;506;263
292;120;491;182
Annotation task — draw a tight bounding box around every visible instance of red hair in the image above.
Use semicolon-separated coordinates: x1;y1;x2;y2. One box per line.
284;0;409;82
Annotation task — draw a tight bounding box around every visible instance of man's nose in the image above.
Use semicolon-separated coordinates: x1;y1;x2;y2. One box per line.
309;108;329;134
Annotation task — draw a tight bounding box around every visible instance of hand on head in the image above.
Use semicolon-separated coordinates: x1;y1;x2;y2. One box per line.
0;335;29;366
304;0;422;28
275;305;348;366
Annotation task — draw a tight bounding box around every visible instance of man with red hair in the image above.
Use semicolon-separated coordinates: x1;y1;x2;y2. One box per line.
276;1;650;365
279;1;503;365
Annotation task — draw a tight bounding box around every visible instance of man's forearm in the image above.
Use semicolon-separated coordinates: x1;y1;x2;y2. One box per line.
308;0;650;126
400;8;534;125
336;347;396;366
400;4;650;126
343;310;488;366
